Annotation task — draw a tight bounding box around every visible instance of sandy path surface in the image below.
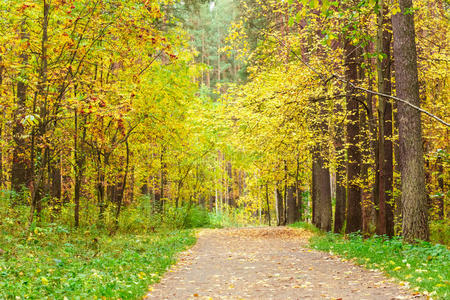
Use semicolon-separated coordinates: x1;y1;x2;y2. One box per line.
145;227;423;300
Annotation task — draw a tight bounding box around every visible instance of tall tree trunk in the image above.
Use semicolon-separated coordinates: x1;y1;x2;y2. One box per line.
317;156;332;231
155;147;166;213
393;103;402;232
97;152;107;225
376;0;394;236
286;185;298;224
11;21;30;197
360;102;373;235
50;158;62;219
334;104;346;233
276;185;283;226
128;166;135;204
392;0;429;242
73;103;87;228
436;154;444;220
159;147;167;212
28;2;50;228
360;48;376;236
311;89;332;231
0;57;4;189
115;140;130;230
265;183;271;226
311;158;318;227
345;39;362;234
227;162;233;207
295;156;303;221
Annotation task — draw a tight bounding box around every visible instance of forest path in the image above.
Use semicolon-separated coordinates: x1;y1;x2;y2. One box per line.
145;227;423;300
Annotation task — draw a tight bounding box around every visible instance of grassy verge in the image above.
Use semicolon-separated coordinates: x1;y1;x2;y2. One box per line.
309;232;449;299
289;222;449;298
0;226;196;299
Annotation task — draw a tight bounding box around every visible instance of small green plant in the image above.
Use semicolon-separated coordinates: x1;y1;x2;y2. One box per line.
310;233;450;299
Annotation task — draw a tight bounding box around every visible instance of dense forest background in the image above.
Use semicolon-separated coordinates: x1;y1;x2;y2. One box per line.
0;0;448;244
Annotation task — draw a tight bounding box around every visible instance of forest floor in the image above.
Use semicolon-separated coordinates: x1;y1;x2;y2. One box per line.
145;227;425;300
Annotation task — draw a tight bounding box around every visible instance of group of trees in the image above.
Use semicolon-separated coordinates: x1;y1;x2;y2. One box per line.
0;0;447;242
0;0;230;230
221;0;448;241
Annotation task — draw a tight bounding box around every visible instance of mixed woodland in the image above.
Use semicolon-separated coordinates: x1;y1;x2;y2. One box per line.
0;0;448;298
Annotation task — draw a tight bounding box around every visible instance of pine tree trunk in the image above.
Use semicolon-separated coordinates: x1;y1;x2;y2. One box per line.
392;0;429;242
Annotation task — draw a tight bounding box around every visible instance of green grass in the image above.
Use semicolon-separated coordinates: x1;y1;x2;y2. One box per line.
0;225;196;299
310;233;450;299
289;221;323;234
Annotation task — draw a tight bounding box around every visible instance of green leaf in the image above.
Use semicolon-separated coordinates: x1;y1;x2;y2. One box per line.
288;16;294;27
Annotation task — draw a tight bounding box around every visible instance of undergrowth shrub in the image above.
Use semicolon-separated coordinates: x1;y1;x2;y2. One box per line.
430;220;450;246
183;205;210;228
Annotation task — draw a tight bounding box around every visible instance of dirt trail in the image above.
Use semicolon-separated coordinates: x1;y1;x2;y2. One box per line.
145;227;423;300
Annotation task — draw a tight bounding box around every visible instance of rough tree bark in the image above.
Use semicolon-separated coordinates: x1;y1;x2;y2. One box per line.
376;0;394;236
334;120;346;233
392;0;429;242
11;21;30;196
317;156;332;231
345;39;362;234
286;185;297;224
311;157;317;227
276;185;284;226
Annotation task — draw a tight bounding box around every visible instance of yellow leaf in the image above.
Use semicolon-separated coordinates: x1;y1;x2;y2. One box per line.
41;277;49;285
